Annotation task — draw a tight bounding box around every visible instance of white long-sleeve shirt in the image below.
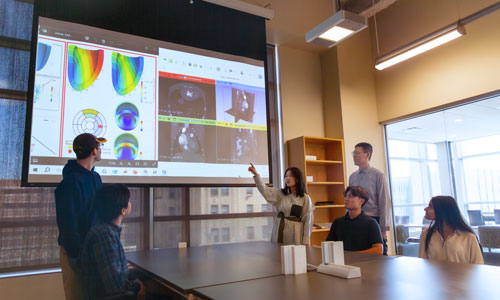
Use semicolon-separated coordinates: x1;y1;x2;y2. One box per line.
349;166;391;231
254;176;314;245
418;228;484;264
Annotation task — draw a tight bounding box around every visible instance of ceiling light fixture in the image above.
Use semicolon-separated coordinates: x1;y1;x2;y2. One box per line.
375;23;465;70
306;10;367;48
375;2;500;70
202;0;274;20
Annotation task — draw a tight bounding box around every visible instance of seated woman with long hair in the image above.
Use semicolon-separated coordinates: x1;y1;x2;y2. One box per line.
418;195;483;264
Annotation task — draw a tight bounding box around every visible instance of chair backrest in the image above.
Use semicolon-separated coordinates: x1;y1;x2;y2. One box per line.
467;210;485;226
494;209;500;225
478;226;500;249
395;215;410;225
395;225;409;243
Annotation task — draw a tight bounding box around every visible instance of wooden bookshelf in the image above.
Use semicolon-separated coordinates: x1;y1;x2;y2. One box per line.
287;136;347;246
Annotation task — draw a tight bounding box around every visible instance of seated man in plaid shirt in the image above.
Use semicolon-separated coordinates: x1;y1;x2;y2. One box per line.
80;184;145;300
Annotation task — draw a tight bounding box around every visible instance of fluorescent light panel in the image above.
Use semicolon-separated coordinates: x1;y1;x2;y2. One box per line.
319;26;354;42
375;25;465;70
306;10;367;48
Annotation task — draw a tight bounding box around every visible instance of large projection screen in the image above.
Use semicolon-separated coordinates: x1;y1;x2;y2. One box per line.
23;17;270;186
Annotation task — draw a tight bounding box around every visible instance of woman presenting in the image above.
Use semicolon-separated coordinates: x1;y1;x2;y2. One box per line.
248;163;314;245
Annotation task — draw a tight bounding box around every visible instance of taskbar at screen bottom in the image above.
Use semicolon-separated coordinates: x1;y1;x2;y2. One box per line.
26;174;269;186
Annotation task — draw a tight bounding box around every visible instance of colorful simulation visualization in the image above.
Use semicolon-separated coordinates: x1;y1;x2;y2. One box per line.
115;102;139;131
72;109;107;137
112;52;144;95
67;45;104;91
36;43;51;71
114;133;139;160
34;80;55;103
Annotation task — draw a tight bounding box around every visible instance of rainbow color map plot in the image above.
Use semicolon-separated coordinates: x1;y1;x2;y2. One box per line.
36;43;51;71
73;109;107;136
34;79;55;104
112;52;144;95
67;45;104;91
115;102;139;131
114;133;139;160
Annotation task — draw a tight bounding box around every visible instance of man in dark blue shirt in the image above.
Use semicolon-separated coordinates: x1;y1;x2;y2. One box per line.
55;133;106;300
326;186;383;255
80;184;145;300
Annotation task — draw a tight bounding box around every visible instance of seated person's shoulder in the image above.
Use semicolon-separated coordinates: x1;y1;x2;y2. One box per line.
86;223;115;242
460;230;478;240
364;215;379;226
332;215;347;226
419;228;430;239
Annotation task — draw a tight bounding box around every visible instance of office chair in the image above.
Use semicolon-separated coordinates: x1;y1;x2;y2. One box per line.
494;209;500;225
478;226;500;253
467;210;485;226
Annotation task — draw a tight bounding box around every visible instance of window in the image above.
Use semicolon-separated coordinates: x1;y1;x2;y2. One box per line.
246;187;254;196
210;228;220;243
190;217;273;246
262;224;271;240
247;226;255;240
261;204;271;212
452;136;500;213
153;221;184;249
221;205;229;214
210;205;219;214
246;204;254;213
221;227;230;242
385;95;500;262
168;207;177;215
210;188;218;196
220;187;229;196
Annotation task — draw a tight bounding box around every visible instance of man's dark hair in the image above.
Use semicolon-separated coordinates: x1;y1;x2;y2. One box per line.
345;186;369;207
94;184;130;222
73;133;99;160
355;142;373;160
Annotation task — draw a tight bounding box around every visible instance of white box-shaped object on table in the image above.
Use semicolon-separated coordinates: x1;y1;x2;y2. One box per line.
281;245;307;275
321;241;344;265
317;263;361;279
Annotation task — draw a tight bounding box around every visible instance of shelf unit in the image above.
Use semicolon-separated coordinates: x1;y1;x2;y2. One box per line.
287;136;347;246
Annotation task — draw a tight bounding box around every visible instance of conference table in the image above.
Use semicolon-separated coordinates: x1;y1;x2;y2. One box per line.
126;241;500;300
126;241;392;299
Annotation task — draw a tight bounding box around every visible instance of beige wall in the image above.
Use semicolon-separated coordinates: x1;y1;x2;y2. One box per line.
278;46;325;143
374;0;500;122
336;29;387;177
320;47;344;139
0;272;64;300
319;28;394;255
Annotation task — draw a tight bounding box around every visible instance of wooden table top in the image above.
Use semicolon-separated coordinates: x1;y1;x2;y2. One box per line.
126;241;391;294
193;256;500;300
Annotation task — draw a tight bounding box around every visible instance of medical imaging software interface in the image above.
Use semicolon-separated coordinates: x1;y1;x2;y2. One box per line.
28;17;268;184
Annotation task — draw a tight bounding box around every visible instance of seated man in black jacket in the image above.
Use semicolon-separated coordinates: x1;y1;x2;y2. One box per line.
80;184;145;300
326;186;383;255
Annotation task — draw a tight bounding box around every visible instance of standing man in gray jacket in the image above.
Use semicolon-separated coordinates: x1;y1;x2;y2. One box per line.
349;142;391;255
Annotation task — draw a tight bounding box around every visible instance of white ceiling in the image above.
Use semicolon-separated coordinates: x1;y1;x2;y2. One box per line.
386;95;500;143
